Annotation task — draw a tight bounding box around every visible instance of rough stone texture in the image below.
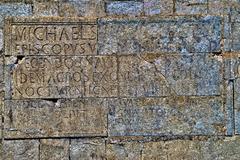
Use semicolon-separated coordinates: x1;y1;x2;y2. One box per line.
33;2;59;16
0;3;32;28
208;0;225;14
108;97;226;136
5;17;97;56
235;78;240;134
107;142;142;160
40;139;69;160
0;29;3;51
59;0;105;17
226;80;234;135
227;1;240;22
175;0;208;14
4;99;107;138
118;54;222;97
70;138;105;160
231;23;240;51
144;0;173;15
106;137;240;159
1;0;240;159
0;141;2;159
142;137;240;159
106;1;143;16
98;16;221;55
2;140;39;160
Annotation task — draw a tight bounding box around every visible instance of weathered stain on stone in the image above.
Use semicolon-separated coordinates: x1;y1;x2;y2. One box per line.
4;99;107;138
118;54;222;97
59;0;105;17
0;29;3;51
225;80;234;135
5;17;97;56
107;137;240;159
175;0;208;14
3;140;39;160
33;2;59;16
235;78;240;134
143;140;203;159
0;3;32;27
40;139;69;160
70;138;105;160
144;0;173;15
107;141;142;160
108;97;226;136
106;1;144;16
98;16;221;54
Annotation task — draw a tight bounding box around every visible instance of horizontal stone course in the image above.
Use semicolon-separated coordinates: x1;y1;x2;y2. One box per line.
4;54;223;99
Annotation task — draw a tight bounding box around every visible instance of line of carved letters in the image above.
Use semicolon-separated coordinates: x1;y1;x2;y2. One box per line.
9;24;211;98
11;25;97;55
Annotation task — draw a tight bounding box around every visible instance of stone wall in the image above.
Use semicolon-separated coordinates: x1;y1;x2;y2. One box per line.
1;0;240;159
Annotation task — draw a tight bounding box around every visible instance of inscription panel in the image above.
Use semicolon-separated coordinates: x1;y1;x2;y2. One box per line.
4;98;107;138
108;97;226;136
7;56;118;99
119;54;222;97
5;18;97;56
7;54;222;99
6;54;222;99
98;16;221;54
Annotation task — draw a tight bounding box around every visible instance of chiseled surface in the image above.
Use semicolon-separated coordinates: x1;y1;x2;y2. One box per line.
4;99;108;138
3;140;39;160
70;138;105;160
108;97;226;136
40;139;69;160
1;0;240;159
98;16;221;55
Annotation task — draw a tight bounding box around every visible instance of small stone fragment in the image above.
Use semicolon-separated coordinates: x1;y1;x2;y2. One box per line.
3;140;39;160
106;1;143;16
40;139;70;160
70;138;105;160
33;2;59;16
144;0;173;15
4;99;108;138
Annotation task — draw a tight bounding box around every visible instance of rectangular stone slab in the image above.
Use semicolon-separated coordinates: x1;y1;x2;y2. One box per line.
108;97;226;136
118;54;223;97
6;54;222;99
5;17;97;56
40;139;70;160
4;98;107;138
98;16;221;54
70;138;105;160
3;140;39;160
223;53;240;134
107;137;240;159
6;55;118;99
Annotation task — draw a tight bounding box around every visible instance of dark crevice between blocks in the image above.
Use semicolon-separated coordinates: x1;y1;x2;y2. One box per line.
42;98;59;103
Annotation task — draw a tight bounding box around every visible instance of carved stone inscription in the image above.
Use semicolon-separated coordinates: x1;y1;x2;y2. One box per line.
10;56;118;99
108;97;226;136
4;99;107;138
98;16;221;54
119;54;222;97
8;54;222;99
6;18;97;55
